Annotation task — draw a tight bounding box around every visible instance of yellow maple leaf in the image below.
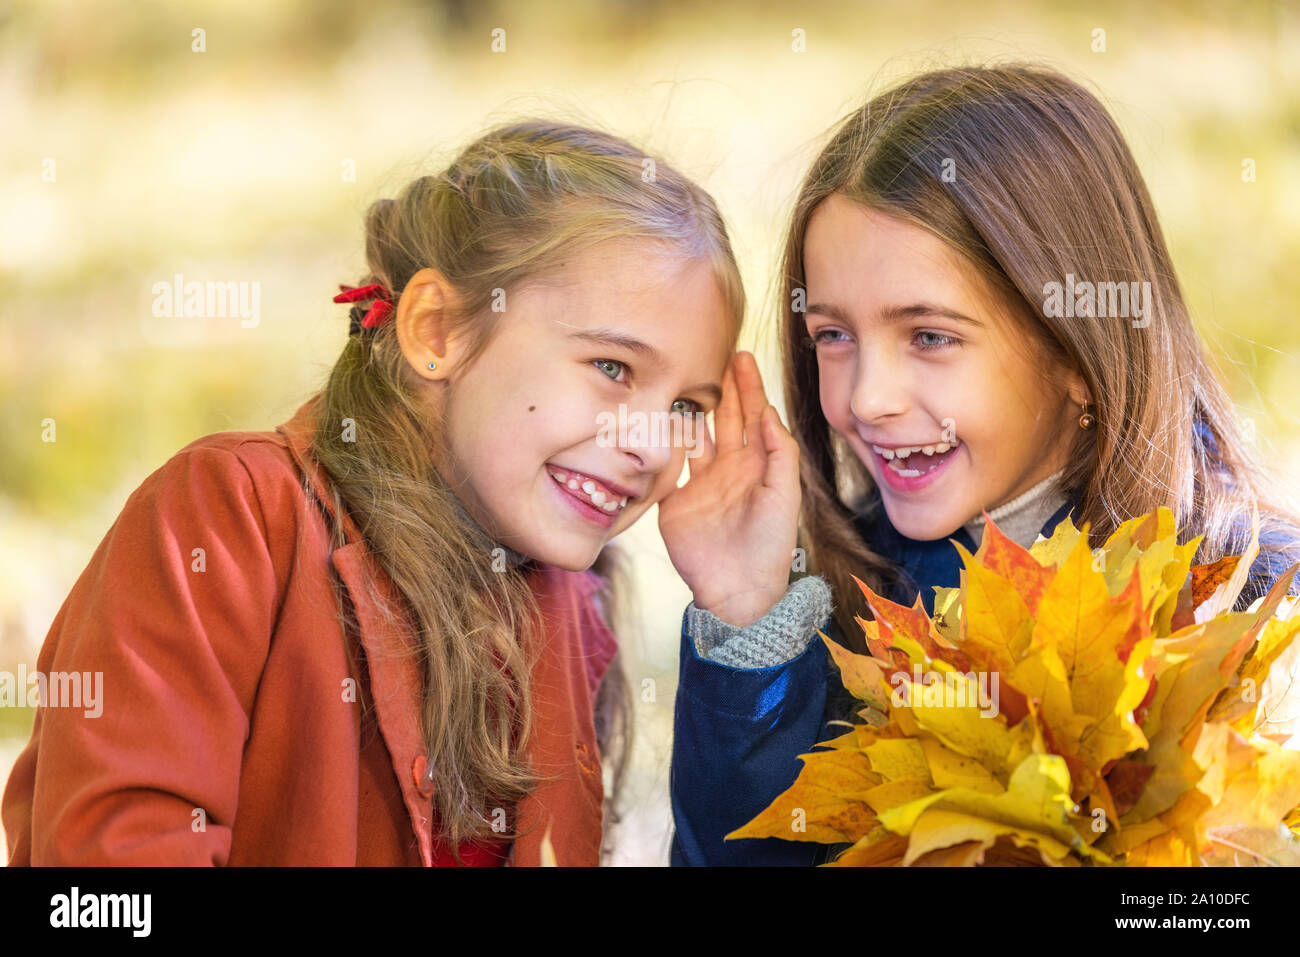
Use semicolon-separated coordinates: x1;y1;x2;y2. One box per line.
875;754;1101;865
819;632;890;710
952;541;1034;675
732;506;1300;866
725;747;881;844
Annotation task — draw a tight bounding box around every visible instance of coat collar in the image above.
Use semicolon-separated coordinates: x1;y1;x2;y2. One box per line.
855;490;1080;615
276;394;440;864
274;394;608;866
276;393;365;546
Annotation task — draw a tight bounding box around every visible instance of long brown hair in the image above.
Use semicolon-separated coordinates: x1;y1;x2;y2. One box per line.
780;64;1300;646
313;121;745;849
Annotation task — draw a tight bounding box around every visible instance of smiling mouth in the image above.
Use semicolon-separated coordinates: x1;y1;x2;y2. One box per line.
546;466;631;514
870;438;962;478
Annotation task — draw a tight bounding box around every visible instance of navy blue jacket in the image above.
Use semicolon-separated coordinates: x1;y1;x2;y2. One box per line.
669;488;1299;866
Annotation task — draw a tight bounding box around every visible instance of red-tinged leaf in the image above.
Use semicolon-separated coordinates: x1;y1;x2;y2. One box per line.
976;513;1054;615
857;614;894;662
1031;704;1066;759
857;615;913;678
885;648;912;674
1106;760;1155;816
1133;675;1158;728
914;593;974;669
854;575;944;659
997;683;1030;727
1197;505;1261;619
1024;701;1092;801
1114;566;1150;664
909;839;991;867
1217;567;1298;681
980;835;1063;867
1191;555;1240;608
1063;753;1094;803
1089;775;1120;832
1170;573;1197;632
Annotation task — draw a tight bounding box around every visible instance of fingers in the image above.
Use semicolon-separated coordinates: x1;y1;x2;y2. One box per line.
714;360;743;453
760;404;800;496
684;412;716;479
734;351;771;443
715;351;775;455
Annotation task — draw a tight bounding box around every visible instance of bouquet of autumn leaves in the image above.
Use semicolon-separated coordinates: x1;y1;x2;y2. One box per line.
730;507;1300;866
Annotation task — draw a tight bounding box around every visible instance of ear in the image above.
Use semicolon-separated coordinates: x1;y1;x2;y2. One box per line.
1064;368;1093;409
394;267;468;381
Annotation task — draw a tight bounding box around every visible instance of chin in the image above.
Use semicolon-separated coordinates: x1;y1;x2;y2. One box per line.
519;536;601;572
542;551;598;572
880;498;965;543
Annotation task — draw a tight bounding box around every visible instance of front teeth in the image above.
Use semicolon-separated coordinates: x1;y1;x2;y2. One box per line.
549;468;630;514
871;438;961;476
871;438;960;460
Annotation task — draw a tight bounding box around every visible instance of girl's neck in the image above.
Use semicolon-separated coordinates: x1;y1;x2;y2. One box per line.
962;468;1068;550
444;481;534;569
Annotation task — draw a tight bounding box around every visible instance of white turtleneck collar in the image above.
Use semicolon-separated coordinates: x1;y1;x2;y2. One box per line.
962;469;1069;550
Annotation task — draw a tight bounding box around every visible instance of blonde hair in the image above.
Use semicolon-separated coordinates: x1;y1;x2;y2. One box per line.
779;64;1300;644
313;120;745;850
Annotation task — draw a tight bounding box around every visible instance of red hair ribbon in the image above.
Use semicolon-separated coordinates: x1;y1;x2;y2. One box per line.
333;283;394;330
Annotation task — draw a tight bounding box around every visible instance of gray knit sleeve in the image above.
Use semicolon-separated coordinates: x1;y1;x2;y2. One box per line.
685;575;833;669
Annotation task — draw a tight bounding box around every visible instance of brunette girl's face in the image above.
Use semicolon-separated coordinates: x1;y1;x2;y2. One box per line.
802;193;1089;542
424;239;732;571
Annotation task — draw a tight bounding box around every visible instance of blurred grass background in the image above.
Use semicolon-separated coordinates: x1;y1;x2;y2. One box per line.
2;0;1299;865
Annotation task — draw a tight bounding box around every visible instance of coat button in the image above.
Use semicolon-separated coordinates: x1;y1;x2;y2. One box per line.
413;755;434;797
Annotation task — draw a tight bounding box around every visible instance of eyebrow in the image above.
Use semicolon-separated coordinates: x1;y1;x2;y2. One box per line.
806;301;982;327
569;327;665;362
568;327;723;405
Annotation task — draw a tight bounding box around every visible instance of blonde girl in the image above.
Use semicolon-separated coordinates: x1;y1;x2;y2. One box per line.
4;120;744;866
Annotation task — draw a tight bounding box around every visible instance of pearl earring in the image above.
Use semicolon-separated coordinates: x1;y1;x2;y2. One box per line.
1078;402;1095;430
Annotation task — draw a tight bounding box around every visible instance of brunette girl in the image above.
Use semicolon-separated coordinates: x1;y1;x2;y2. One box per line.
659;65;1300;865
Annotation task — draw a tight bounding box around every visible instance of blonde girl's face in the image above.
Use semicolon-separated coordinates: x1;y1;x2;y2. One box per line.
435;239;733;571
802;194;1089;542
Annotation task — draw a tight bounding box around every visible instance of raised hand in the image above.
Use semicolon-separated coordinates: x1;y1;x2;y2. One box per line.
658;351;802;627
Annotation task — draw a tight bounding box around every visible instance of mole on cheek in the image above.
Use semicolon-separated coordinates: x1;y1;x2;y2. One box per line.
528;405;536;412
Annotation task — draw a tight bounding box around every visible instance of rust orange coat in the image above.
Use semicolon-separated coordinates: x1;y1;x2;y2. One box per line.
2;396;618;865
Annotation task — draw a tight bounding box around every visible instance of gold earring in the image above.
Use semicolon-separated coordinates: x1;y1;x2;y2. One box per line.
1078;402;1095;430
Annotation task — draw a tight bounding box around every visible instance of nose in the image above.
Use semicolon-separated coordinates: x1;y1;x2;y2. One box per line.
616;403;680;476
848;347;910;424
620;432;676;476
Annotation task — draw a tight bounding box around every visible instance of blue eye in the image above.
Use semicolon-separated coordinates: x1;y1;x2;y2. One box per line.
593;358;700;416
593;358;626;381
915;330;958;351
811;328;850;346
671;398;700;416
